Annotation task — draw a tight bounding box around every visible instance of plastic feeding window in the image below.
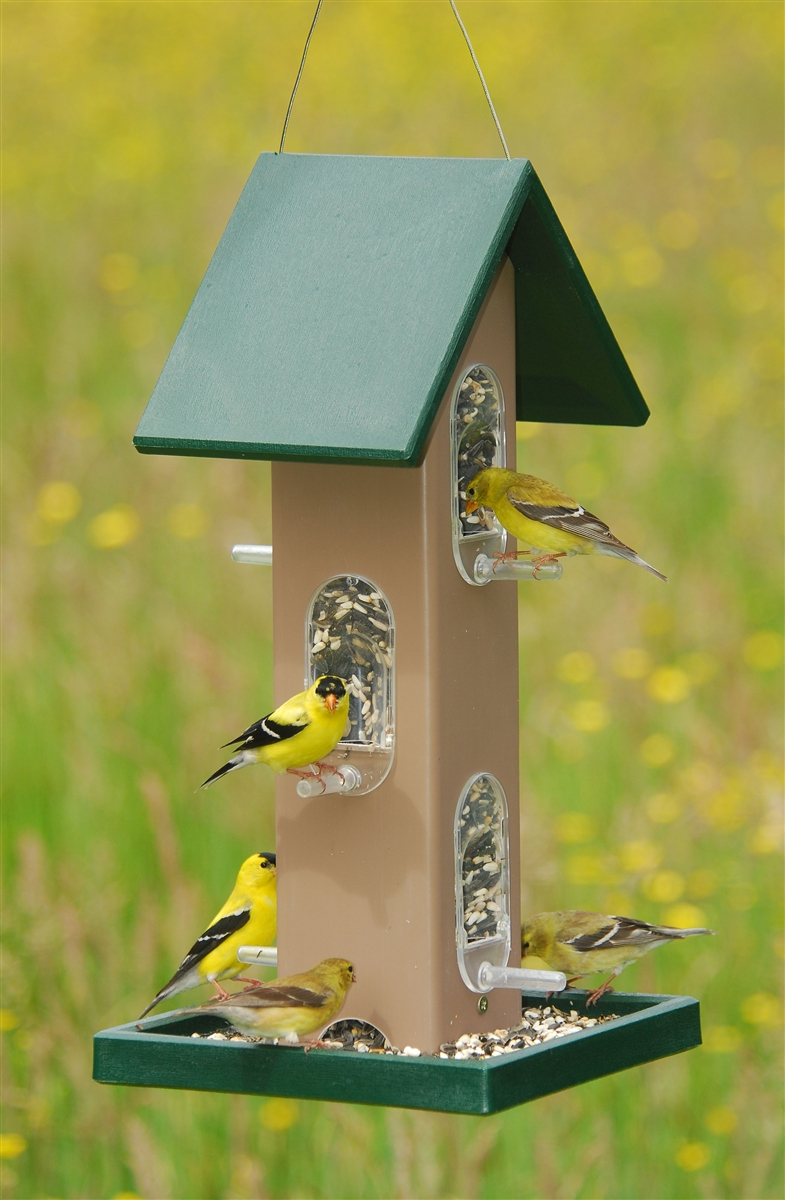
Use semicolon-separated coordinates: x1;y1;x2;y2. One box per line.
301;575;394;797
455;773;512;992
451;365;507;586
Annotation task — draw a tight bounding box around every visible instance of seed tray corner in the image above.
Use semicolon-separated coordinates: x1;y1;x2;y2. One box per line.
93;990;701;1115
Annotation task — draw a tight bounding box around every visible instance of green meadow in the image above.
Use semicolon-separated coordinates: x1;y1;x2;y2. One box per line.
2;4;782;1197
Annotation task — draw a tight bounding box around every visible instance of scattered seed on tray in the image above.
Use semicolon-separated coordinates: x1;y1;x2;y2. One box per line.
438;1006;619;1059
187;1006;618;1058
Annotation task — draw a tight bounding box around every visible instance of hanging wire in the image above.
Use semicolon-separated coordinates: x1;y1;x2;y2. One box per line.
278;0;510;160
279;0;324;154
449;1;510;160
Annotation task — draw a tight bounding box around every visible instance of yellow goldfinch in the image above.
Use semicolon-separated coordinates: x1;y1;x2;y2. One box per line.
465;467;667;581
139;852;277;1019
522;910;714;1004
201;675;349;788
197;957;356;1043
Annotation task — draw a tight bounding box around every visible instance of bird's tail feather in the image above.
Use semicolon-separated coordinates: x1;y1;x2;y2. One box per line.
138;982;177;1021
655;925;715;939
595;542;668;582
630;554;668;583
200;756;244;789
138;963;202;1019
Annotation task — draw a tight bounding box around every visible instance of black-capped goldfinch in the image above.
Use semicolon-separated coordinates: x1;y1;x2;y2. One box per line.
139;852;277;1019
465;467;667;581
201;675;349;789
522;910;714;1005
197;957;356;1042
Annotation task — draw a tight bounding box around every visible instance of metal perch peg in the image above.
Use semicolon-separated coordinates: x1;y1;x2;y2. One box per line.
295;763;362;798
478;962;567;993
231;544;273;565
473;553;562;583
237;946;278;967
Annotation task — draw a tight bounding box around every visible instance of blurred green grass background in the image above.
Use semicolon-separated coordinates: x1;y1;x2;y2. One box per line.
2;3;783;1198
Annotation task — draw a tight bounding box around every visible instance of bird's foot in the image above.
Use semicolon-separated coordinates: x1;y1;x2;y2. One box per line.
301;1036;333;1053
287;765;322;783
235;977;261;990
315;760;343;780
532;552;566;579
211;982;231;1001
491;550;531;572
287;762;342;795
585;979;616;1007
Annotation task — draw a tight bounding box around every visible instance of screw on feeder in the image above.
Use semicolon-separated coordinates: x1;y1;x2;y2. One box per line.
477;996;489;1014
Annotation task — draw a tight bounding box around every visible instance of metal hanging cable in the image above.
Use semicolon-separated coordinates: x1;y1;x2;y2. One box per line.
278;0;511;160
449;1;510;160
279;0;324;154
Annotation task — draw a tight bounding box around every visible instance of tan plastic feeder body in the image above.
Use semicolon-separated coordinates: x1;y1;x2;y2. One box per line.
273;261;520;1050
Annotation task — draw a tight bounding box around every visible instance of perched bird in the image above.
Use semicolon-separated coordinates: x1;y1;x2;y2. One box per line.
197;957;356;1043
464;467;667;581
201;675;349;789
522;910;714;1004
139;852;277;1019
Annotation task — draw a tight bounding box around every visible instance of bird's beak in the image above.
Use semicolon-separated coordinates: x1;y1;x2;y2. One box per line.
325;693;338;713
465;498;478;515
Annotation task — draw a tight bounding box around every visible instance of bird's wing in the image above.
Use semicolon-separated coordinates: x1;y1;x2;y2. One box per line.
209;984;330;1011
138;907;254;1017
221;714;308;750
175;907;252;974
563;916;675;953
506;493;635;552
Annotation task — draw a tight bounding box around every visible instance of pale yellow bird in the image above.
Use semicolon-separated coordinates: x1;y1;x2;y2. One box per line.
522;910;713;1004
197;958;356;1043
465;467;667;581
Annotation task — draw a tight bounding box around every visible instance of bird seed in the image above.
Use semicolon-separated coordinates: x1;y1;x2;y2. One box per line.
307;576;394;753
455;368;502;538
459;777;507;945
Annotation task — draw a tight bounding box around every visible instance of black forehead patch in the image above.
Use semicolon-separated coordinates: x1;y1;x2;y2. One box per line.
257;852;276;867
315;675;346;699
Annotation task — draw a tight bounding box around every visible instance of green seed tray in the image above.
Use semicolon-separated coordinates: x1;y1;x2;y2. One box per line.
93;990;700;1115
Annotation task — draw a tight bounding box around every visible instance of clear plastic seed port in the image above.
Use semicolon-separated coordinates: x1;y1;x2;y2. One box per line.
451;364;507;586
455;773;511;992
304;575;394;797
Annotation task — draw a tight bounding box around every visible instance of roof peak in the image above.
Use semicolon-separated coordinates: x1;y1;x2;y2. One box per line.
135;154;646;465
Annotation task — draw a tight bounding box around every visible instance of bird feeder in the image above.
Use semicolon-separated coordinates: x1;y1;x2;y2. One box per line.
93;154;701;1112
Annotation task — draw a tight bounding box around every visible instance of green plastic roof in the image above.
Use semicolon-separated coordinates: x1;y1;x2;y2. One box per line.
134;154;648;466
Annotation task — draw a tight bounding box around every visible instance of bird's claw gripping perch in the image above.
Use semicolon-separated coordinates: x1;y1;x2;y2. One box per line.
532;552;566;579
